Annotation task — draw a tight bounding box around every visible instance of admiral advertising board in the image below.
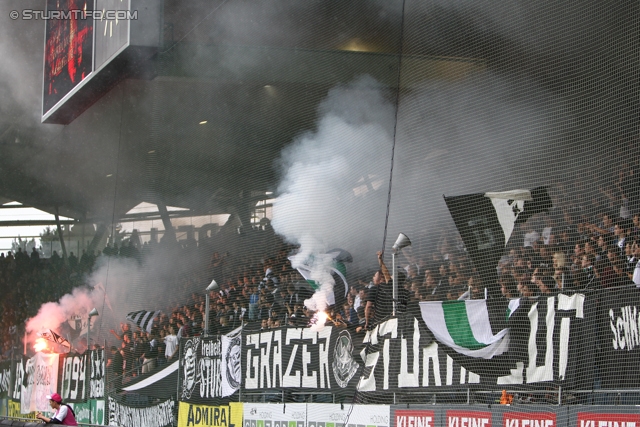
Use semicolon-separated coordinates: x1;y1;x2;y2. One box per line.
177;402;243;427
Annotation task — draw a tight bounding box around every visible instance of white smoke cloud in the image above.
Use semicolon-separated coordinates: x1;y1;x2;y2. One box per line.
272;75;396;310
272;70;565;313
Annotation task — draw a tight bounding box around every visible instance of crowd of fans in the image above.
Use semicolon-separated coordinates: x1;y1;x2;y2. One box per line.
2;177;640;392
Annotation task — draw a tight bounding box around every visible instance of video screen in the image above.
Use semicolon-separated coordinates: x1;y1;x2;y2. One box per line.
43;0;94;115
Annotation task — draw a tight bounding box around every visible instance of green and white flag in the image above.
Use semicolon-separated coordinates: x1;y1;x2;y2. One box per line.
419;299;510;359
293;248;351;307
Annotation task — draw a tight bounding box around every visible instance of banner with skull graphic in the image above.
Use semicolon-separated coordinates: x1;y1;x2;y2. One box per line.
179;327;242;404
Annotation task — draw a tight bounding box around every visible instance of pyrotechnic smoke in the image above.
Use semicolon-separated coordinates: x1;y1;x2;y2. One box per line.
271;65;570;315
24;249;201;351
272;75;396;311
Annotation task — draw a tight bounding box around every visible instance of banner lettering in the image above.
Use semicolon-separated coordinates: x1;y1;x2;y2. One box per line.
0;361;10;398
108;396;174;427
21;353;59;413
599;287;640;388
178;402;243;427
180;329;241;403
89;349;105;398
60;353;87;402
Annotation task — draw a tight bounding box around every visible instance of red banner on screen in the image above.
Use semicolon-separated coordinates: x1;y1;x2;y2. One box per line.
43;0;94;114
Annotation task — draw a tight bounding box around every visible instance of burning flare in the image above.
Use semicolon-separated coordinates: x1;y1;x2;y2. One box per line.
33;338;48;352
309;310;329;330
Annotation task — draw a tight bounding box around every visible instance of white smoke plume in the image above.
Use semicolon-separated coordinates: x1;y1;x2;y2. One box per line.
272;69;565;313
272;75;396;311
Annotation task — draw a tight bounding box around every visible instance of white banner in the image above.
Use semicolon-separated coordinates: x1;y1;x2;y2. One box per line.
21;352;59;413
307;404;390;427
220;328;242;397
243;403;307;427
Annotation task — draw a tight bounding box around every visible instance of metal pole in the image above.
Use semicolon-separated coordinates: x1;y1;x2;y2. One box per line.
87;317;91;352
54;206;68;264
558;385;562;405
392;252;397;316
205;293;210;337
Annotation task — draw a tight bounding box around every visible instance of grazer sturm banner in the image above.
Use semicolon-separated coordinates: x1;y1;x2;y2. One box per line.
598;286;640;389
357;293;593;394
89;348;105;398
178;402;243;427
21;352;59;413
108;396;175;427
0;361;10;398
180;328;241;404
307;403;390;427
242;326;361;393
243;403;307;427
60;352;87;402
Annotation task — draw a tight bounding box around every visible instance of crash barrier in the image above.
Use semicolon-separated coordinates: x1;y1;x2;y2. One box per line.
4;402;640;427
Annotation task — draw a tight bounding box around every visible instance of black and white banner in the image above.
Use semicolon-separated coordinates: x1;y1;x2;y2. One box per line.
59;353;87;402
240;293;593;395
12;356;26;401
357;294;594;394
180;328;242;403
444;187;552;299
89;348;105;398
0;360;10;398
107;396;175;427
242;325;362;394
598;286;640;388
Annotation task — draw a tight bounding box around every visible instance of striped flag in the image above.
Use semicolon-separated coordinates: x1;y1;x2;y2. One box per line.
419;299;510;359
39;329;71;349
126;310;161;333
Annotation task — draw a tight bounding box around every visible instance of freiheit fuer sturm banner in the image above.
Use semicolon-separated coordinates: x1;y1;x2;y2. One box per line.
180;327;242;404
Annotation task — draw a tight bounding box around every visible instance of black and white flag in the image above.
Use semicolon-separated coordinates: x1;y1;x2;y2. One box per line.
444;186;551;298
126;310;161;333
39;329;71;349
